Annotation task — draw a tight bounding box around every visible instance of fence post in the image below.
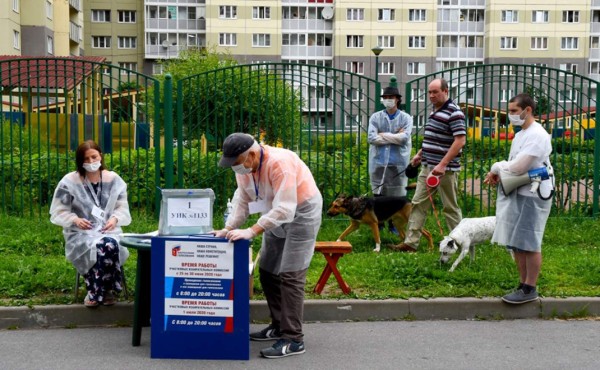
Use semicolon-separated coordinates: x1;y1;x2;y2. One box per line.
163;74;174;189
594;88;600;217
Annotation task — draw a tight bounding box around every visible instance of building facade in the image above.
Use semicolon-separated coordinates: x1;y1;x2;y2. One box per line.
0;0;83;56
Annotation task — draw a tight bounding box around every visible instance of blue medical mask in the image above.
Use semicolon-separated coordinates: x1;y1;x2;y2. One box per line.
231;153;252;175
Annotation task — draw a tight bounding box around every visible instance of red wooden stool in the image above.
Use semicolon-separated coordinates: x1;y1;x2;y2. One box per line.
313;241;352;295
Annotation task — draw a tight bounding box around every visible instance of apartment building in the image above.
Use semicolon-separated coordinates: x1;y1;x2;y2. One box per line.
0;0;83;56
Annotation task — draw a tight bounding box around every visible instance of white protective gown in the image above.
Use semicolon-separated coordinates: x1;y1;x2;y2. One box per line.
367;109;412;196
490;121;553;251
50;170;131;275
225;145;322;274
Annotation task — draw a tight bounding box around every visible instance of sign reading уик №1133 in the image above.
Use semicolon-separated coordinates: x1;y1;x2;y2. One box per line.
164;240;234;332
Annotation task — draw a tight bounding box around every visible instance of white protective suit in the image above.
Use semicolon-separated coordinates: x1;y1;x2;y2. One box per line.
490;121;553;251
50;171;131;275
225;145;322;274
367;109;412;196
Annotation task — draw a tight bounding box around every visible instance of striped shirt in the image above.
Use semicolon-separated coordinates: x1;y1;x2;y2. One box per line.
422;98;466;171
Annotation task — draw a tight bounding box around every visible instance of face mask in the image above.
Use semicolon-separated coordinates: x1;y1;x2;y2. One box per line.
231;153;252;175
508;110;528;126
382;99;396;109
83;161;101;172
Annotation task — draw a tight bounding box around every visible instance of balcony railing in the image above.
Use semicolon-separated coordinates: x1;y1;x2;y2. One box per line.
145;18;206;30
302;97;334;112
592;23;600;33
69;0;81;12
590;48;600;59
588;73;600;82
145;44;206;59
281;45;333;58
282;19;333;31
437;21;485;33
436;47;484;59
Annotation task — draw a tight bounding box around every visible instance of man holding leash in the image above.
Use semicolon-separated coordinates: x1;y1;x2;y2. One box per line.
211;133;322;358
484;93;553;304
394;78;466;252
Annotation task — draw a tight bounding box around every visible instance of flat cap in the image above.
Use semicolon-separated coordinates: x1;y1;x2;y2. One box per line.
381;86;401;98
218;133;256;167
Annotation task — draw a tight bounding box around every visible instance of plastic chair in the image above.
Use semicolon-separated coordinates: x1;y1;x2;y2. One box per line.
74;269;129;301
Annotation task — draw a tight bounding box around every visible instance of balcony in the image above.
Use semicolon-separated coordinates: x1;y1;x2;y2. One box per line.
302;98;334;112
592;23;600;34
590;48;600;60
436;47;484;59
145;44;206;59
69;0;81;12
593;0;600;7
282;19;333;31
145;18;206;30
69;22;82;43
281;45;333;58
283;70;333;85
588;73;600;82
437;21;485;34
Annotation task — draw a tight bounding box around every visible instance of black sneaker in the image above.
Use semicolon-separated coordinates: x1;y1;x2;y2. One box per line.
502;289;539;304
250;325;282;341
260;339;305;358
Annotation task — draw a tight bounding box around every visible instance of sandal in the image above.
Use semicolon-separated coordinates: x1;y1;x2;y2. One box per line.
103;292;117;306
84;294;99;308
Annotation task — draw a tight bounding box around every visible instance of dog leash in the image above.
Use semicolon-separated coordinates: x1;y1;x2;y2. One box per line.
425;182;446;238
364;167;408;197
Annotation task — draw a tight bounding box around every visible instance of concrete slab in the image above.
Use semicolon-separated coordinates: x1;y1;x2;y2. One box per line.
540;297;600;318
409;297;541;320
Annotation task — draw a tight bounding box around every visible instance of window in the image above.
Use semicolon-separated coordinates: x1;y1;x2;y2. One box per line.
531;63;548;76
345;115;363;129
407;62;426;75
347;8;364;21
531;10;548;23
559;63;578;75
118;10;136;23
119;62;137;74
92;10;110;22
345;61;364;74
501;10;518;23
501;65;515;75
591;36;600;49
500;89;514;102
12;0;19;12
561;37;579;50
283;34;306;45
562;11;579;23
411;88;426;102
378;36;395;48
409;9;426;22
253;6;270;19
153;63;164;75
91;36;111;48
46;1;52;19
346;35;363;48
252;34;271;47
118;36;137;49
408;36;426;49
13;30;20;49
380;62;395;75
589;62;600;74
378;9;395;21
219;5;237;19
219;33;237;46
559;90;577;102
530;37;547;50
345;88;363;102
500;37;517;50
46;36;53;54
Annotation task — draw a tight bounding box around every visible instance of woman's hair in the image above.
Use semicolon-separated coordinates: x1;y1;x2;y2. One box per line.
75;140;105;177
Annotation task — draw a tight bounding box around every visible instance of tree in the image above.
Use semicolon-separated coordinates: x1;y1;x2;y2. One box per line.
148;47;304;146
524;85;552;117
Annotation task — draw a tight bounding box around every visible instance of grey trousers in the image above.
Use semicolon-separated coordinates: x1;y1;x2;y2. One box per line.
259;267;308;342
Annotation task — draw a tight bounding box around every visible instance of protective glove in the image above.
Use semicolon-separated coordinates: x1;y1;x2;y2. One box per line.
210;229;229;238
226;228;257;241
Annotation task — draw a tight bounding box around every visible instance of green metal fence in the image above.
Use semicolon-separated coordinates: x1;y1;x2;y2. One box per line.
1;58;598;219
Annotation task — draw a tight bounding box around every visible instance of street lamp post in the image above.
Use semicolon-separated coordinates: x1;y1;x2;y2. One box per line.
371;45;384;110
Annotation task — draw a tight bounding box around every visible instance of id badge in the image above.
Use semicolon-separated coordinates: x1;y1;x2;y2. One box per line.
248;199;267;215
91;205;106;220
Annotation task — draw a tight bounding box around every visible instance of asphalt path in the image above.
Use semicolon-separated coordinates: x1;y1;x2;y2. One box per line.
3;320;599;370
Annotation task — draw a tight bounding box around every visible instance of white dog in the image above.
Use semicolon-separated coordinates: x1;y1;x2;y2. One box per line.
439;216;496;272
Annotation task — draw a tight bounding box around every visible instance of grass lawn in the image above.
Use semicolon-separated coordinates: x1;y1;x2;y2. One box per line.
0;213;599;306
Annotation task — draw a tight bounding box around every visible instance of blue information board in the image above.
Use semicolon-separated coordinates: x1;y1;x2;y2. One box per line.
151;235;249;360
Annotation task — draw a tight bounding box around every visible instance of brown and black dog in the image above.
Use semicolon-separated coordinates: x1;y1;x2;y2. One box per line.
326;195;434;252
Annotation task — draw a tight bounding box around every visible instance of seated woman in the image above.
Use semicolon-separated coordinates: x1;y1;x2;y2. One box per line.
50;140;131;307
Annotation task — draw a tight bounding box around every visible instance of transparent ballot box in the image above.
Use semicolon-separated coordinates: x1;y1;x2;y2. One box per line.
158;189;215;235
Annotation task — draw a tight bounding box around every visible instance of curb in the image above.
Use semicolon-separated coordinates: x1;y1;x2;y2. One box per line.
2;298;600;330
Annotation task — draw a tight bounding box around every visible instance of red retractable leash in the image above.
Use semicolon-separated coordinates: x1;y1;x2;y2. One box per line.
425;173;446;237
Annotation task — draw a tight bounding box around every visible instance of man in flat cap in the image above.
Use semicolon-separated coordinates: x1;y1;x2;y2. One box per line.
367;85;413;244
212;133;322;358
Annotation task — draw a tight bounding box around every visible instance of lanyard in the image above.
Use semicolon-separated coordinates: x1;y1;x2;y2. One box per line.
251;146;264;201
84;173;103;208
